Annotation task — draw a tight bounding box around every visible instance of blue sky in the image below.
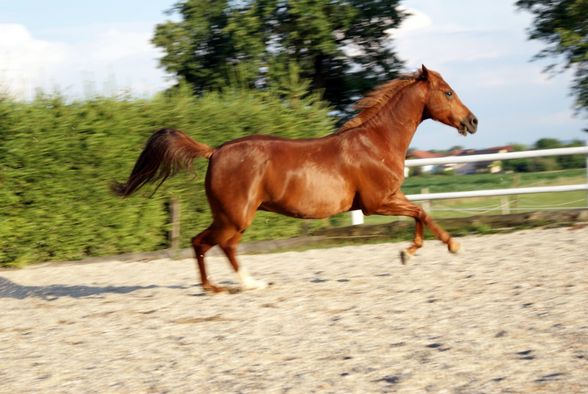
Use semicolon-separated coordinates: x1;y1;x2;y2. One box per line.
0;0;585;149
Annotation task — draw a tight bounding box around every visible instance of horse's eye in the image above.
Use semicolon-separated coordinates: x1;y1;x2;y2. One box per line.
445;91;453;98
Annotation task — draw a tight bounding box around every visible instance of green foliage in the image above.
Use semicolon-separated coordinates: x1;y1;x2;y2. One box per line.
557;139;586;168
152;0;406;113
501;137;586;172
534;137;562;149
401;168;586;195
532;157;560;172
516;0;588;114
0;86;334;266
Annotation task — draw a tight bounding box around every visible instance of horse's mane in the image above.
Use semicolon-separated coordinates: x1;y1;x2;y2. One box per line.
337;71;421;133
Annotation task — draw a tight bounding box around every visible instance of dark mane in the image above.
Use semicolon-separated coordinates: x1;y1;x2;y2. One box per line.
336;71;421;133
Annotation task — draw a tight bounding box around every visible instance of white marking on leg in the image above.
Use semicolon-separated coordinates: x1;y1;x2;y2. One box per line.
237;266;268;290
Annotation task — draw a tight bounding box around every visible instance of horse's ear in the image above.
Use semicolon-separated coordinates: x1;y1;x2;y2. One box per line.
418;65;430;81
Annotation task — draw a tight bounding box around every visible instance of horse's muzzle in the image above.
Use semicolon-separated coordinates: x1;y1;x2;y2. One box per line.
459;113;478;135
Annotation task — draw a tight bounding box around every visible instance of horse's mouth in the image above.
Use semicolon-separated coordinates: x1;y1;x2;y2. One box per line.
458;115;478;136
458;125;473;136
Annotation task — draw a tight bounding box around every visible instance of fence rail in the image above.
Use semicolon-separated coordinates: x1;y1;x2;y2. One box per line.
405;184;588;201
404;146;588;167
350;143;588;225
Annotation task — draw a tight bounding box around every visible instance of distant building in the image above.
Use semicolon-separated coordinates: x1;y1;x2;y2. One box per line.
406;150;445;175
454;146;514;174
406;146;514;175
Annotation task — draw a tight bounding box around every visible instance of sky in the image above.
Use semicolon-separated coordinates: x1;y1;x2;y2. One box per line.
0;0;585;150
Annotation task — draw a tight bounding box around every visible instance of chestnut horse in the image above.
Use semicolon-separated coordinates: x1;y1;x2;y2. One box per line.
113;66;478;293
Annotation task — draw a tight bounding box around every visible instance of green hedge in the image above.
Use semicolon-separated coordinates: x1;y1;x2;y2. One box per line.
0;87;334;266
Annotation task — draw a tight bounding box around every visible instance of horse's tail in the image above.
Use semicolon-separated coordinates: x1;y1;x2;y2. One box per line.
112;128;215;197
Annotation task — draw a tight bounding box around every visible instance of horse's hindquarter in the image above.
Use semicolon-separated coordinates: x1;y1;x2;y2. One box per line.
207;136;356;221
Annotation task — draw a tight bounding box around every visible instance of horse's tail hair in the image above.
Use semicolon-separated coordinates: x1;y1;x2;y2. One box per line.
112;128;215;197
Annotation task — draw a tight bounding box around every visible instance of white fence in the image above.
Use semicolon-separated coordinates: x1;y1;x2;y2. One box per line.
351;144;588;225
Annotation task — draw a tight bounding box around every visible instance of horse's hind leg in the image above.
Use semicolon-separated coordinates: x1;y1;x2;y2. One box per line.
191;226;225;293
192;223;267;293
220;232;268;290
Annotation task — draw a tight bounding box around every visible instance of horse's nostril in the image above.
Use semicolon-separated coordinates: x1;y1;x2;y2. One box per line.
472;116;478;126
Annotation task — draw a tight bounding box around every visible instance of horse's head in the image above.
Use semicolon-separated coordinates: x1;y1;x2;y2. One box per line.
419;65;478;136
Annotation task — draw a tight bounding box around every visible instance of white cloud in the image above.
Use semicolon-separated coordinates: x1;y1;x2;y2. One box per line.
395;7;432;35
0;24;70;96
392;8;506;68
389;7;560;93
0;23;170;99
88;29;157;63
473;65;555;88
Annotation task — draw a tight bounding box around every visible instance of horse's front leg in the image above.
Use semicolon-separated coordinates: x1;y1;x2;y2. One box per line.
374;193;459;263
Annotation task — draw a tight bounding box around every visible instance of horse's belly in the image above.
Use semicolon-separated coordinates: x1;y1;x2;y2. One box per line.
262;172;354;219
261;196;351;219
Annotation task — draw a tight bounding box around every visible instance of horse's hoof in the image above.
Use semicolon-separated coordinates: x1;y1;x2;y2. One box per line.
448;240;460;254
202;284;228;294
400;249;411;265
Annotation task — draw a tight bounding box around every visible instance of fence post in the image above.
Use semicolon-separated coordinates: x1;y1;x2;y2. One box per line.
170;197;181;257
421;187;431;212
501;196;511;214
351;210;364;225
511;173;520;211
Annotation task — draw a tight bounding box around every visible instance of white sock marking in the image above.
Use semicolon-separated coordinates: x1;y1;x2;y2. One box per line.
237;267;268;290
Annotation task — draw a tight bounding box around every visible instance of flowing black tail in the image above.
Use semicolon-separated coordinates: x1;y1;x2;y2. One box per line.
112;128;214;197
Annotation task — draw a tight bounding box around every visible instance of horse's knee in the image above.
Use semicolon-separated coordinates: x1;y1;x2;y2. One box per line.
417;210;431;223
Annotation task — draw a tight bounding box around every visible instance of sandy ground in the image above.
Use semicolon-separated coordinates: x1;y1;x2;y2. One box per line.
1;227;587;393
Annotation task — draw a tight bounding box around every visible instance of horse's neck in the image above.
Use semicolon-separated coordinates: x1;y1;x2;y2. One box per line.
369;84;426;159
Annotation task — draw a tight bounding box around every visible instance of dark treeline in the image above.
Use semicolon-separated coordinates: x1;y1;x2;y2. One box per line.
503;138;586;172
152;0;406;114
0;86;333;266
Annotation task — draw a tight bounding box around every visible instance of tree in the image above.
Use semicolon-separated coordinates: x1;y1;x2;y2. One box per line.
516;0;588;115
534;137;562;149
557;138;586;168
152;0;407;113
